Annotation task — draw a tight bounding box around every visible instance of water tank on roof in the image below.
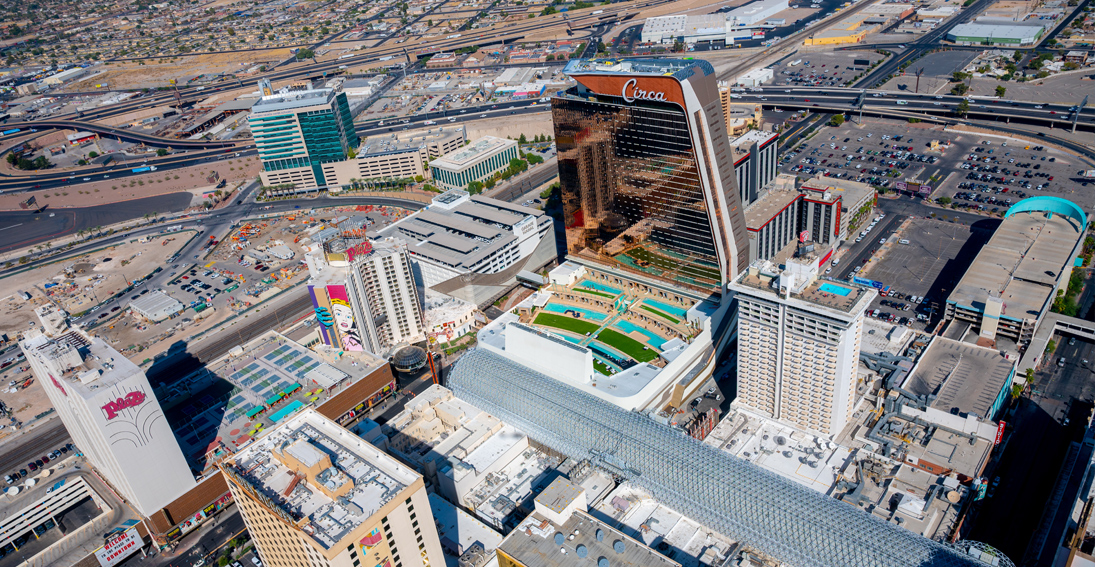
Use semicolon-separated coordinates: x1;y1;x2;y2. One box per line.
554;532;565;546
613;540;625;554
576;545;588;558
598;559;610;567
596;529;604;542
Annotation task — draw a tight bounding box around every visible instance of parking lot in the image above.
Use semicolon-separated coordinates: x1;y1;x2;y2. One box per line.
858;216;996;327
767;51;887;88
939;137;1085;212
877;50;980;95
780;125;942;191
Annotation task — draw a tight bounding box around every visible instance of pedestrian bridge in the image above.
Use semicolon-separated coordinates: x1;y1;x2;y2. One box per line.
1018;312;1095;377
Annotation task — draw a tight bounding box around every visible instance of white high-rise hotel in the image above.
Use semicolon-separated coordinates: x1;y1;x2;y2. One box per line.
730;255;875;436
20;330;197;515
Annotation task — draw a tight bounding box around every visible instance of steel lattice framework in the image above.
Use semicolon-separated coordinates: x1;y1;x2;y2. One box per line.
448;349;1004;567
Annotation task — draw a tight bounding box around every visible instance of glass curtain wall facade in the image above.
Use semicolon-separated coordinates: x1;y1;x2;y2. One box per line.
553;95;723;290
250;90;359;186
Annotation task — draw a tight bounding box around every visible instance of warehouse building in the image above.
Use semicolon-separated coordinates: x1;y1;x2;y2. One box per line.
946;22;1044;45
727;0;790;27
129;290;184;322
640;14;733;44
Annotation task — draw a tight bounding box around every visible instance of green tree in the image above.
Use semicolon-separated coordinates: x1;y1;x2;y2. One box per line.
32;156;50;169
829;114;845;127
77;159;88;166
296;48;315;61
156;148;168;156
541;5;557;14
938;196;952;205
995;85;1006;97
951;83;970;96
673;39;684;52
1025;367;1035;384
1011;383;1024;399
467;180;484;194
1047;339;1057;354
1013;50;1024;62
88;151;99;158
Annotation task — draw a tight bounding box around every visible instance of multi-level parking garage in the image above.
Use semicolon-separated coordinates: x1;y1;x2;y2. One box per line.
449;348;1011;567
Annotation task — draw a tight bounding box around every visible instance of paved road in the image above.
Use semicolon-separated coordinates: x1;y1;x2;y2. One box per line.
0;192;194;254
0;420;71;480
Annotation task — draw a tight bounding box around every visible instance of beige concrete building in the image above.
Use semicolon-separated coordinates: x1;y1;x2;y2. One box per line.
259;122;465;194
731;257;875;436
220;408;445;567
430;136;519;192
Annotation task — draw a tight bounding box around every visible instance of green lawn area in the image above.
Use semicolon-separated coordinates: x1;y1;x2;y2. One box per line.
533;313;601;335
639;305;680;324
574;287;616;299
593;360;613;375
596;329;659;363
533;313;658;363
624;247;721;282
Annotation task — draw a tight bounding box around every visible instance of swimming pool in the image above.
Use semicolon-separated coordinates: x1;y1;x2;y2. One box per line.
614;320;668;349
578;279;622;295
543;302;607;321
818;283;852;297
643;299;688;319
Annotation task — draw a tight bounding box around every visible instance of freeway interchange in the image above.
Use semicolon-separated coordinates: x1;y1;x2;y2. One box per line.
733;86;1095;131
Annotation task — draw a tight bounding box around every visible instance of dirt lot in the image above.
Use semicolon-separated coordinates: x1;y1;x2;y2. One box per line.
67;50;293;91
0;234;190;320
467;112;554;142
0;156;258;212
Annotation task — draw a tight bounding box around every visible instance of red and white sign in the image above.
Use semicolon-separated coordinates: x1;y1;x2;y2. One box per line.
49;374;67;397
102;391;147;420
994;421;1006;446
95;528;142;567
799;230;810;243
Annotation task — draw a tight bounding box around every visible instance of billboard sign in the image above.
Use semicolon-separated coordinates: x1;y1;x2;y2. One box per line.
854;59;871;67
919;184;932;196
95;528;142;567
852;276;884;290
994;421;1006;445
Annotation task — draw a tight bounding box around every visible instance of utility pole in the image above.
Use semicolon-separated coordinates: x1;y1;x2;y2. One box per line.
914;67;923;94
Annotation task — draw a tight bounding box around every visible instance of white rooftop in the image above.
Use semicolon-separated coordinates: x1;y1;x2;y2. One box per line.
225;408;419;549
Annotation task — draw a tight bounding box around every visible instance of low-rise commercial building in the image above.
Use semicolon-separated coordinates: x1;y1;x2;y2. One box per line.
947;22;1045;45
496;478;681;567
736;67;774;86
430;136;519;192
129;290;184;322
640;14;733;44
264;127;467;196
727;0;789;26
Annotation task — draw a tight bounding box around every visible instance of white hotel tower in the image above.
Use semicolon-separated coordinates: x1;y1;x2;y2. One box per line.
730;254;875;436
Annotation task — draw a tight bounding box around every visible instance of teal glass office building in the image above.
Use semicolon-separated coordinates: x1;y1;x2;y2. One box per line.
249;87;359;187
